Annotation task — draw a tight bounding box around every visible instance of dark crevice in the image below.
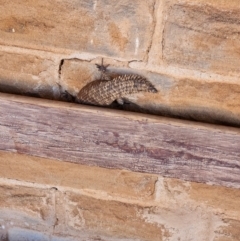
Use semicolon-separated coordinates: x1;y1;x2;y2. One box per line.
58;59;64;79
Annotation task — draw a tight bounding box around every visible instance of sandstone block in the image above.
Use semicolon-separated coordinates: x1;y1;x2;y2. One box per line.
58;192;163;241
59;59;99;95
0;50;59;99
0;0;155;60
153;178;240;241
189;181;240;219
163;3;240;75
0;152;157;201
0;184;55;232
156;178;240;218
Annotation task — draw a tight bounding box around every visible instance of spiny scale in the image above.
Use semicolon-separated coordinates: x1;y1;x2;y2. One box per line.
76;74;158;106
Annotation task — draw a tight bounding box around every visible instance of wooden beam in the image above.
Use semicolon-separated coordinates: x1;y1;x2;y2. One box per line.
1;93;240;188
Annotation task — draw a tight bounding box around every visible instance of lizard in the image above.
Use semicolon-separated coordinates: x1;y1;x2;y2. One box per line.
74;59;158;106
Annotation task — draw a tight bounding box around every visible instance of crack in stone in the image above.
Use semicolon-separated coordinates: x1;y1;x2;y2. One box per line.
145;0;158;63
58;59;64;80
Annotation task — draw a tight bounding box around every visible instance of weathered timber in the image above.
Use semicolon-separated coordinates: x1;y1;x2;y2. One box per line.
0;93;240;188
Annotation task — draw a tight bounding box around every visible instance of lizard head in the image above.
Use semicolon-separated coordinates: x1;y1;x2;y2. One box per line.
95;58;109;73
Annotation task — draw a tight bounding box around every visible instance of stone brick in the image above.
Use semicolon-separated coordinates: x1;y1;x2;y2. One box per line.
156;178;240;241
0;151;157;201
151;178;228;241
163;3;240;75
0;50;59;99
189;181;240;219
0;183;55;232
59;59;99;96
59;192;163;241
154;178;240;241
156;178;240;217
0;0;155;60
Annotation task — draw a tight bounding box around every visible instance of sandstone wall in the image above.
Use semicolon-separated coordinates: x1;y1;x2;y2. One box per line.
1;0;240;240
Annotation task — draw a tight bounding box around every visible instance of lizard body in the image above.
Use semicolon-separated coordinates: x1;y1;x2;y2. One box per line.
76;73;157;106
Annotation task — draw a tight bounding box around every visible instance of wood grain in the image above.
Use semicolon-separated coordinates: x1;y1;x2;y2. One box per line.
1;93;240;188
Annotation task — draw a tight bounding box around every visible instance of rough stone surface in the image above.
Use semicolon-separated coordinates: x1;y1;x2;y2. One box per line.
0;49;60;99
59;59;100;96
163;3;240;76
0;184;55;233
0;152;157;202
153;178;240;241
61;192;163;241
0;0;155;60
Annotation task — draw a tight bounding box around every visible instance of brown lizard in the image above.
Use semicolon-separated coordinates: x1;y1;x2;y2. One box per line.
74;60;158;106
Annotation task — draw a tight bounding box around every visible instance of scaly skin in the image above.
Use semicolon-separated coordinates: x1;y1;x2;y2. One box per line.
76;74;158;106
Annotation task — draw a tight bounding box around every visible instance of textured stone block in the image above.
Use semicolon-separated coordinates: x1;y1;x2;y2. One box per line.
163;3;240;75
59;59;98;96
0;0;155;60
0;152;157;201
189;181;240;219
153;178;240;241
0;184;55;232
60;193;163;241
0;50;59;98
